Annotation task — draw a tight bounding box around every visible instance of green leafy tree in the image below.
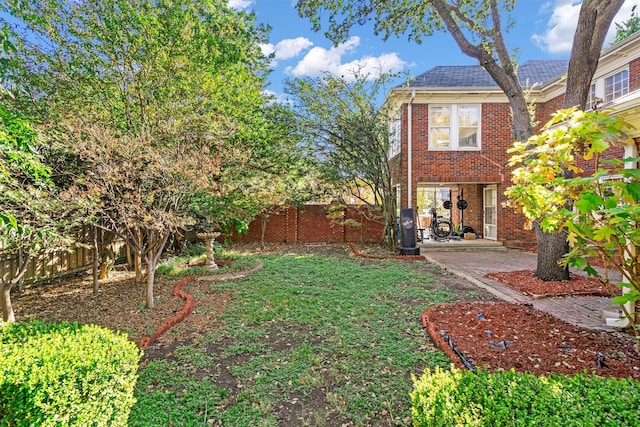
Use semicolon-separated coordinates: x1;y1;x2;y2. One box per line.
3;0;271;308
188;102;318;247
506;108;638;333
0;103;82;322
228;104;319;247
613;4;640;44
296;0;624;279
0;32;84;323
285;71;398;248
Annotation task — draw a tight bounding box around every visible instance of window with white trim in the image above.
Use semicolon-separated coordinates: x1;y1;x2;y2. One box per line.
429;105;480;150
587;67;629;110
604;69;628;102
387;114;401;158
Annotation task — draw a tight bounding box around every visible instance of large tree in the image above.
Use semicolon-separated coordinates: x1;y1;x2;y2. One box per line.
3;0;272;308
0;29;85;322
227;103;319;247
0;102;82;322
506;108;639;333
285;71;399;248
189;102;318;244
297;0;624;280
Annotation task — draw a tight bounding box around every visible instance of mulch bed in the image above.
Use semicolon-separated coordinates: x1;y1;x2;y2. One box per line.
485;269;619;299
422;301;640;380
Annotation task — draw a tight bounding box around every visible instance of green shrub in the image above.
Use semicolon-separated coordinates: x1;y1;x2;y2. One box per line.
411;365;640;427
181;242;206;257
0;320;142;426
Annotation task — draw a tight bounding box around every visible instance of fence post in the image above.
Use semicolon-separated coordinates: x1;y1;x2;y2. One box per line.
17;248;24;292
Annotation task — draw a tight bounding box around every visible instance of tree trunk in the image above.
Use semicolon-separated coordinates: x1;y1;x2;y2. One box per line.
135;228;143;283
126;244;133;270
1;253;31;322
1;283;15;323
135;251;143;283
145;260;156;309
564;0;625;110
535;0;625;282
533;221;570;281
143;229;171;310
385;209;398;249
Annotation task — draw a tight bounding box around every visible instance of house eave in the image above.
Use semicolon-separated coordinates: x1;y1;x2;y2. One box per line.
613;90;640;138
387;86;526;104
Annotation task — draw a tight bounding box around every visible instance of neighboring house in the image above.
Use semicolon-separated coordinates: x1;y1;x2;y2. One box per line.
385;31;640;249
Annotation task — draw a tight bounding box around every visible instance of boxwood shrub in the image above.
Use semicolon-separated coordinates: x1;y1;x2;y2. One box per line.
0;320;142;426
411;365;640;426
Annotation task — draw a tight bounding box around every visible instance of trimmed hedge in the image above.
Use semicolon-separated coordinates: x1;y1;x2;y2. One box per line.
411;365;640;427
0;320;142;426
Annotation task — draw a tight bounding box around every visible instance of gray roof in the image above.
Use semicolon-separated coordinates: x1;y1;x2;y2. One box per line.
404;60;568;88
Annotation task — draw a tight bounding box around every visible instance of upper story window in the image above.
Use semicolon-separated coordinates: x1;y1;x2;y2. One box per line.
588;67;629;109
387;114;401;158
429;105;480;150
604;69;628;102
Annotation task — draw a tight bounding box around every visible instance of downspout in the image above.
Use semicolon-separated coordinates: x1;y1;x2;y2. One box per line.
605;142;637;328
480;154;505;183
407;90;416;208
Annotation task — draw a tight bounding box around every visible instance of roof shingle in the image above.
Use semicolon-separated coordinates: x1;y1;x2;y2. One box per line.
404;60;568;88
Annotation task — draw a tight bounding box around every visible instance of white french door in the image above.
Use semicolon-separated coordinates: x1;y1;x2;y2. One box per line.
483;186;497;240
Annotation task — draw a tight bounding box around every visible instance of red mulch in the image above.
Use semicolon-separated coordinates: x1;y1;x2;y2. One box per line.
485;269;619;299
422;301;640;380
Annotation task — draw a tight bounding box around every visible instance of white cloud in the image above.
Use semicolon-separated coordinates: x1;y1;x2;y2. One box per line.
532;1;580;54
227;0;253;10
287;36;406;80
532;1;638;54
273;37;314;61
260;43;275;57
260;37;314;65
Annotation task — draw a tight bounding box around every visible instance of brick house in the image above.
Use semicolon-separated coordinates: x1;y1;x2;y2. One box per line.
385;31;640;249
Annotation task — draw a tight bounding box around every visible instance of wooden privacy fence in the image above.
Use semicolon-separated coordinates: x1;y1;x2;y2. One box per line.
0;245;93;288
0;227;127;288
0;227;94;288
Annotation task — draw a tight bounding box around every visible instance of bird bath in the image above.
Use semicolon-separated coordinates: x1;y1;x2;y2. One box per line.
196;231;222;270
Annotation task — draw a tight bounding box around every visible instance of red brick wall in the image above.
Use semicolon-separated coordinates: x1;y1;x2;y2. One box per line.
536;94;564;130
297;205;344;243
499;190;536;249
409;103;508;186
229;205;385;244
344;207;385;243
396;101;535;248
285;206;298;243
390;51;640;250
630;57;640;92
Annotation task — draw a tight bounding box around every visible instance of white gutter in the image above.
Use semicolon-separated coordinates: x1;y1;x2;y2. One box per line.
605;141;637;328
407;90;416;208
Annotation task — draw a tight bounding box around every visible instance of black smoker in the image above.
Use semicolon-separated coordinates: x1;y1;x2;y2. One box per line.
399;208;420;256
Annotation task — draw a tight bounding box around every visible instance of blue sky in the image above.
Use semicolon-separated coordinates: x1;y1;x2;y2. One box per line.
228;0;637;104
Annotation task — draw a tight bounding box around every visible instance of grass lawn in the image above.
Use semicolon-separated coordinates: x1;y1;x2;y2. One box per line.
129;249;456;426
